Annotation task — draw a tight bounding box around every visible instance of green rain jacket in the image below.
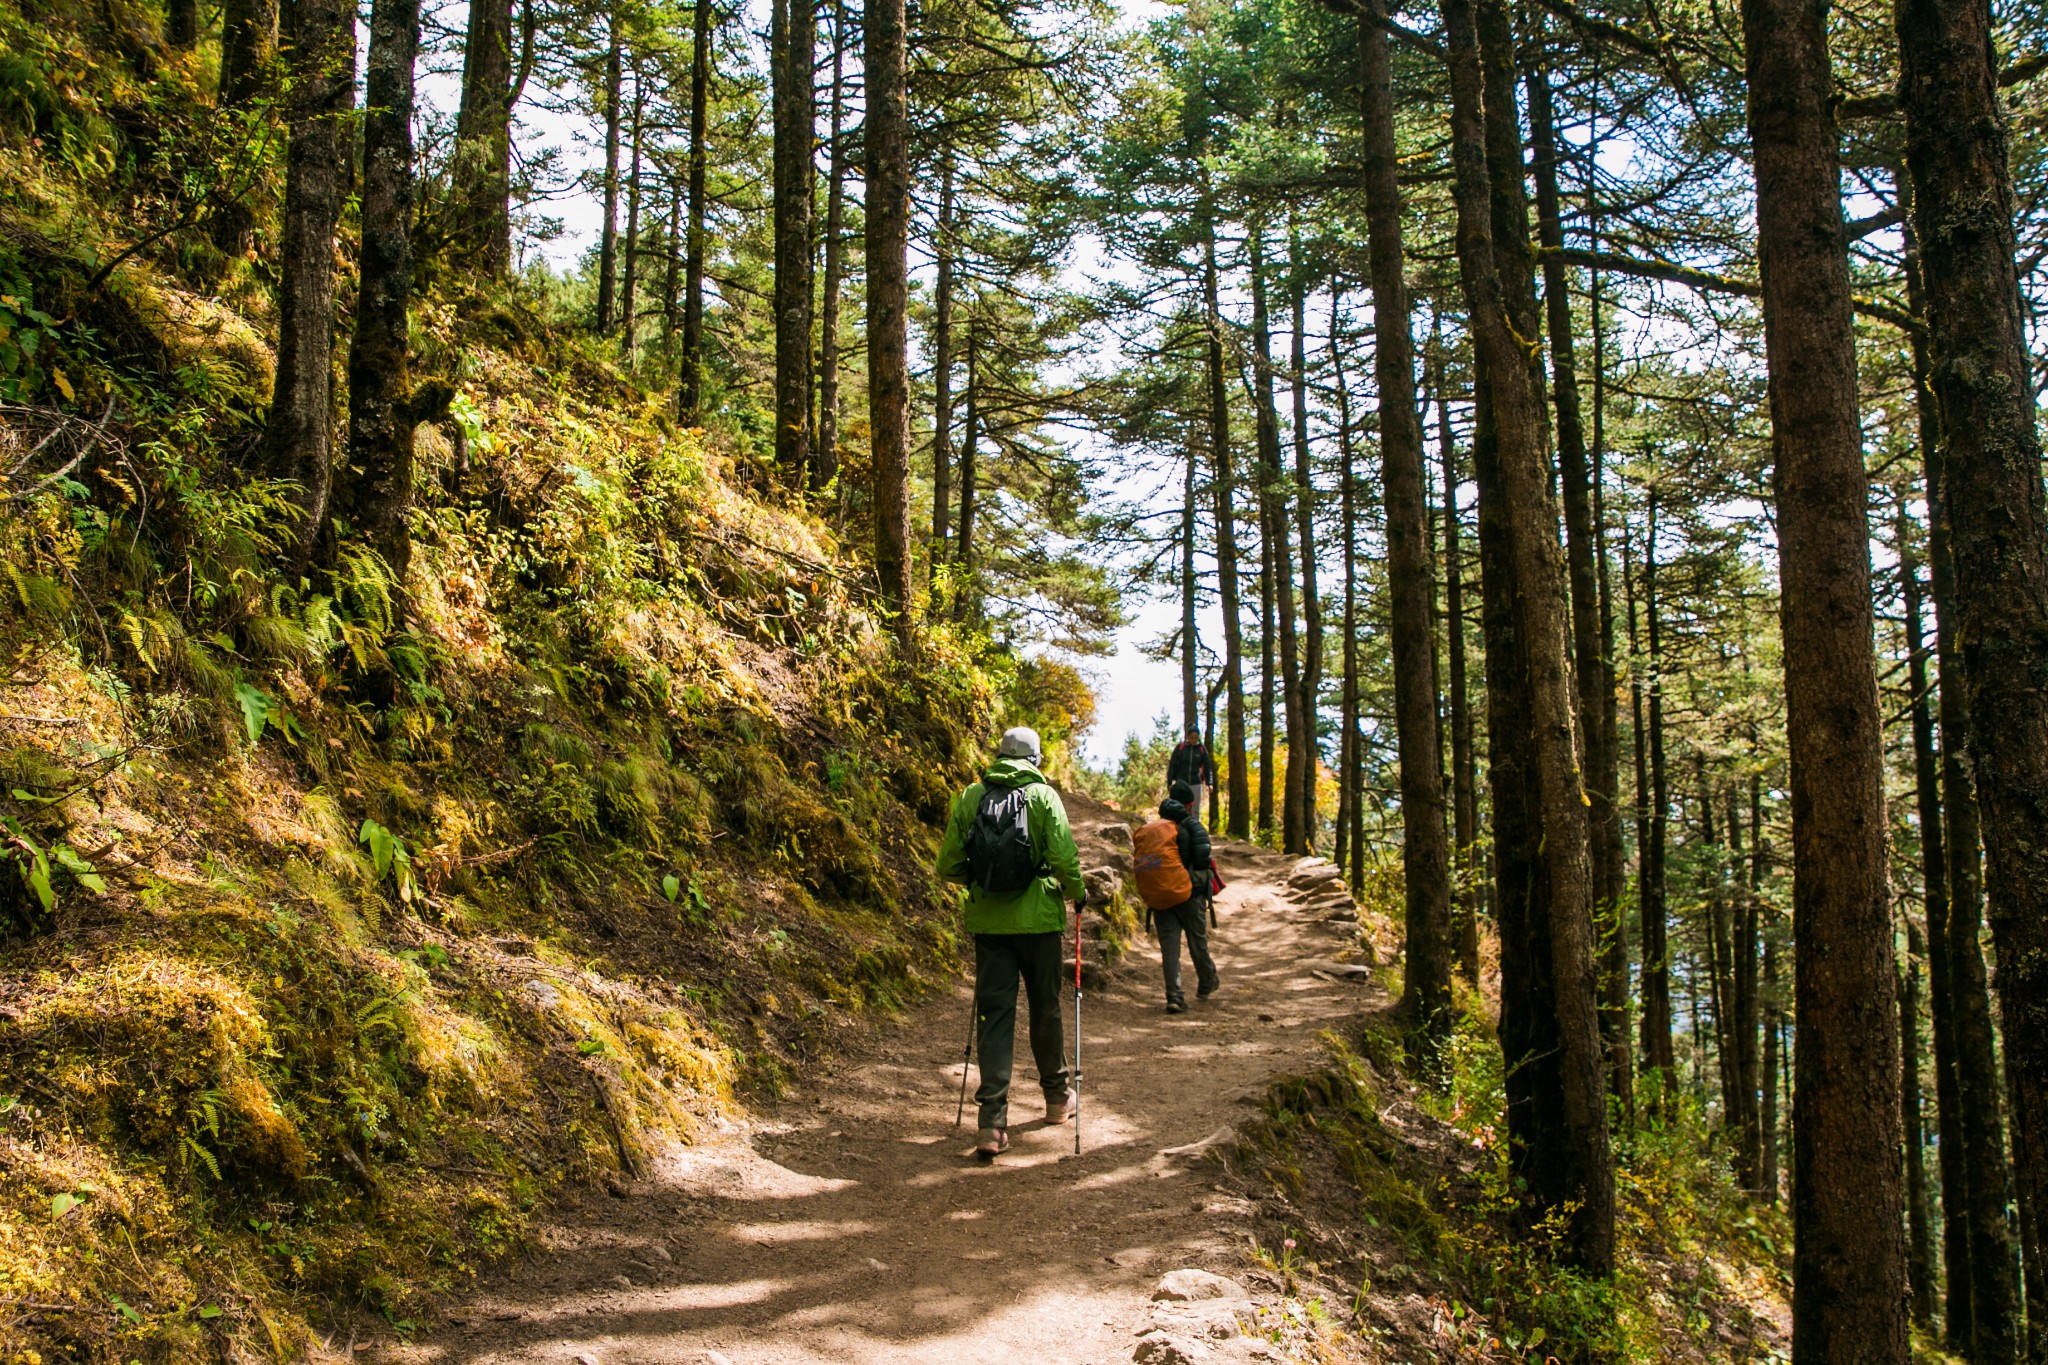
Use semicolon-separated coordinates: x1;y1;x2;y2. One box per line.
935;758;1085;936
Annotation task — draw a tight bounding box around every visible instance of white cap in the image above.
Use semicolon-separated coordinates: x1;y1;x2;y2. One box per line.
997;726;1043;764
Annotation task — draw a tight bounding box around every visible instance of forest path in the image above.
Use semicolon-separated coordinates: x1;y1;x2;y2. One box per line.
374;836;1382;1365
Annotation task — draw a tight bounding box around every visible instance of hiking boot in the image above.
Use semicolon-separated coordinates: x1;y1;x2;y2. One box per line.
1045;1090;1077;1125
1165;997;1188;1015
1198;977;1220;999
974;1127;1009;1159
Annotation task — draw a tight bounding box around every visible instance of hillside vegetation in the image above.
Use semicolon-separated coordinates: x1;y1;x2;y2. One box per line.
0;9;1028;1359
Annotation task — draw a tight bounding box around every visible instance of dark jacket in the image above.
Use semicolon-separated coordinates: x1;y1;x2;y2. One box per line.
1167;739;1215;787
1159;798;1212;876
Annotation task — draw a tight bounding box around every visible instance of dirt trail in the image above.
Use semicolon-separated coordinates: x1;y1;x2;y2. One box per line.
376;836;1384;1365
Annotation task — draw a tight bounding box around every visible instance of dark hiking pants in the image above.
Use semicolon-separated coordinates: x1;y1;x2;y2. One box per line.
1156;900;1218;1005
973;931;1070;1130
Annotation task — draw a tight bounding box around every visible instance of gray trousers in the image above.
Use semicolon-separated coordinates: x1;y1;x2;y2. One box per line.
1156;900;1218;1004
973;932;1070;1129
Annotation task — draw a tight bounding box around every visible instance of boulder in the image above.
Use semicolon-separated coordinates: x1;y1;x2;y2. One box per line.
1152;1268;1249;1303
1094;821;1135;848
1084;866;1123;906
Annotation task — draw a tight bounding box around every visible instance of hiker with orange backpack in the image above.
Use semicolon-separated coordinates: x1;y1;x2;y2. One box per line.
1133;780;1220;1014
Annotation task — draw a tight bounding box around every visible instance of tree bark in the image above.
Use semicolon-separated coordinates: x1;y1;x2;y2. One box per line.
620;73;646;357
1527;43;1629;1113
932;158;957;556
1443;0;1614;1273
343;0;430;581
814;0;846;494
1589;197;1633;1123
1903;918;1939;1329
1735;777;1762;1186
1637;496;1675;1103
218;0;276;110
663;178;681;347
865;0;912;624
259;0;354;564
1360;6;1453;1066
1250;231;1300;852
1763;935;1782;1203
954;326;978;611
1182;427;1201;736
1896;0;2048;1347
1258;508;1278;841
1438;362;1480;983
1742;0;1908;1349
452;0;514;273
168;0;198;49
597;17;622;334
772;0;814;490
1903;480;1975;1349
1204;218;1250;839
1288;231;1323;850
1334;297;1361;887
679;0;715;423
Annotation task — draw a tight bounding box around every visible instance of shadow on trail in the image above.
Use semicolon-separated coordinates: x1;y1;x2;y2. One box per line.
389;841;1375;1365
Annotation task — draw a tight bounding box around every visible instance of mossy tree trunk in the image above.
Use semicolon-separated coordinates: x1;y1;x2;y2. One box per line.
1359;5;1452;1070
1742;0;1908;1348
259;0;354;564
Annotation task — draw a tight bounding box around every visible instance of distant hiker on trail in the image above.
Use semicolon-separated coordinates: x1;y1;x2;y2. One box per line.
936;726;1085;1160
1167;730;1215;820
1134;780;1220;1015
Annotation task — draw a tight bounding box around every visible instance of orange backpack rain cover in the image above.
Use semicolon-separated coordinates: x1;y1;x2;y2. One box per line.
1132;818;1193;910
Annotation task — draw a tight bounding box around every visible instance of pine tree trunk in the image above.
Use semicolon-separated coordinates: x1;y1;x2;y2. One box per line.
1333;297;1360;886
772;0;814;491
168;0;198;48
1897;2;2048;1345
452;0;514;273
814;0;846;494
1182;434;1200;736
1742;0;1908;1347
1903;480;1975;1349
1288;237;1322;850
1904;919;1939;1328
1204;220;1250;839
597;17;622;334
1443;0;1614;1273
1438;368;1480;983
679;0;714;423
1735;778;1762;1186
953;326;978;616
620;74;645;358
663;179;681;346
932;159;956;557
219;0;275;107
1638;496;1676;1103
1259;519;1277;841
1528;44;1628;1112
1250;233;1301;853
1589;216;1633;1122
260;0;354;564
342;0;426;580
865;0;911;624
1762;937;1782;1203
1359;5;1452;1066
1931;443;2023;1365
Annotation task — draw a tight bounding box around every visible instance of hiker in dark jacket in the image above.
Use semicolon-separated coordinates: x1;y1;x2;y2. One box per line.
1156;779;1219;1014
935;726;1085;1159
1166;731;1215;822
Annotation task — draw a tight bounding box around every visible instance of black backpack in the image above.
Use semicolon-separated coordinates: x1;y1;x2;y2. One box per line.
964;780;1046;894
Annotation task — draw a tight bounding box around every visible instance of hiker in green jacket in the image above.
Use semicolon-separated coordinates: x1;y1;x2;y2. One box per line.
936;726;1086;1159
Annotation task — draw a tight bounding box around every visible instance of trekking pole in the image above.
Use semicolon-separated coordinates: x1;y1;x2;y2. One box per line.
954;996;975;1129
1072;906;1084;1157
